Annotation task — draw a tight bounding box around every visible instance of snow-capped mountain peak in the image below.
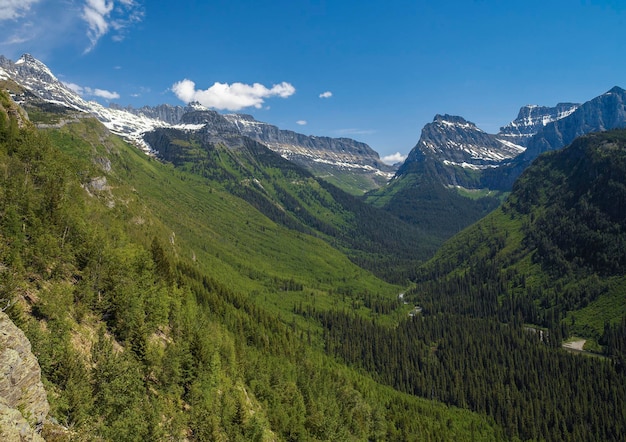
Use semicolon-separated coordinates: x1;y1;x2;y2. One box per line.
405;114;524;171
0;54;394;186
498;102;579;145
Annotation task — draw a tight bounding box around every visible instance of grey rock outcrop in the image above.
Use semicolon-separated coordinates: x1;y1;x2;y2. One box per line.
0;311;49;439
483;86;626;189
400;114;524;173
0;398;45;442
498;103;579;145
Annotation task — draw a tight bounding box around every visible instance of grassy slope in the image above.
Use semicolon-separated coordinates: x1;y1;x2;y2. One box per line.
144;126;438;282
2;101;505;439
48;118;399;309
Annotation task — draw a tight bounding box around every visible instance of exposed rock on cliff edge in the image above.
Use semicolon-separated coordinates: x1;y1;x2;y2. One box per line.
0;311;48;441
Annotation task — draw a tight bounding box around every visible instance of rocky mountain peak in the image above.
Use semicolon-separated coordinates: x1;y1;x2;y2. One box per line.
10;53;59;85
16;53;41;66
403;113;524;171
605;85;625;95
520;86;626;160
498;102;579;145
433;114;475;126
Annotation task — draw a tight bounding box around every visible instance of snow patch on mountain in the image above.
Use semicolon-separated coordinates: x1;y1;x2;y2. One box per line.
498;103;579;143
411;114;524;169
0;53;168;153
1;54;394;181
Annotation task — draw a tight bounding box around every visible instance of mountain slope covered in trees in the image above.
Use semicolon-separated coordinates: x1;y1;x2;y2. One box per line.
0;90;505;440
310;130;626;441
411;129;626;343
2;88;626;441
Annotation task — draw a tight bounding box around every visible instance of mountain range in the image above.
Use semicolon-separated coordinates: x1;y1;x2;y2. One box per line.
367;85;626;244
0;54;393;195
1;53;626;441
3;53;626;250
397;86;626;191
4;54;625;198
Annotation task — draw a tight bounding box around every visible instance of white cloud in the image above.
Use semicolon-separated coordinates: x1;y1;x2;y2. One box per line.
296;120;307;125
82;0;143;53
90;87;120;99
319;91;333;99
172;79;296;111
0;0;40;21
381;152;407;165
83;0;114;51
0;0;143;56
63;81;120;100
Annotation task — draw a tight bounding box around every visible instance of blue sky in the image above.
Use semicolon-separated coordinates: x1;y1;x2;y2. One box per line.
1;0;625;163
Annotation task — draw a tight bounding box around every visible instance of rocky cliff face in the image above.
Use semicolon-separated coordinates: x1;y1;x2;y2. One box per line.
0;311;49;441
498;103;579;145
482;87;626;190
400;114;524;173
396;88;626;191
109;103;187;125
223;113;393;175
522;87;626;160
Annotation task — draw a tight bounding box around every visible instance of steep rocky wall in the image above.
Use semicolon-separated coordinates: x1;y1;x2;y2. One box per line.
0;311;49;441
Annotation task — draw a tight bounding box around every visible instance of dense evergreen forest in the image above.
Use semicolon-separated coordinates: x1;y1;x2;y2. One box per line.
411;131;626;341
0;91;503;440
296;307;625;441
1;90;625;441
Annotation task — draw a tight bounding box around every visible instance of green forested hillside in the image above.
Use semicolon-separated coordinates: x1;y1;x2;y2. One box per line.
365;153;502;247
143;127;437;283
3;91;626;441
0;92;504;440
312;132;626;442
411;130;626;341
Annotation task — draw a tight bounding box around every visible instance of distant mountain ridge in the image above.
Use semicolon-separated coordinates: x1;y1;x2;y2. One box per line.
115;102;394;180
399;114;524;175
0;53;392;193
395;86;626;190
483;86;626;189
368;86;626;250
498;102;579;145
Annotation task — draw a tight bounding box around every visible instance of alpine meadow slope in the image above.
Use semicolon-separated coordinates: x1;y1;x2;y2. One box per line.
0;90;505;440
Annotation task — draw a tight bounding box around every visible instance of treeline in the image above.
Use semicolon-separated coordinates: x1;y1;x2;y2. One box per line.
298;306;626;441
